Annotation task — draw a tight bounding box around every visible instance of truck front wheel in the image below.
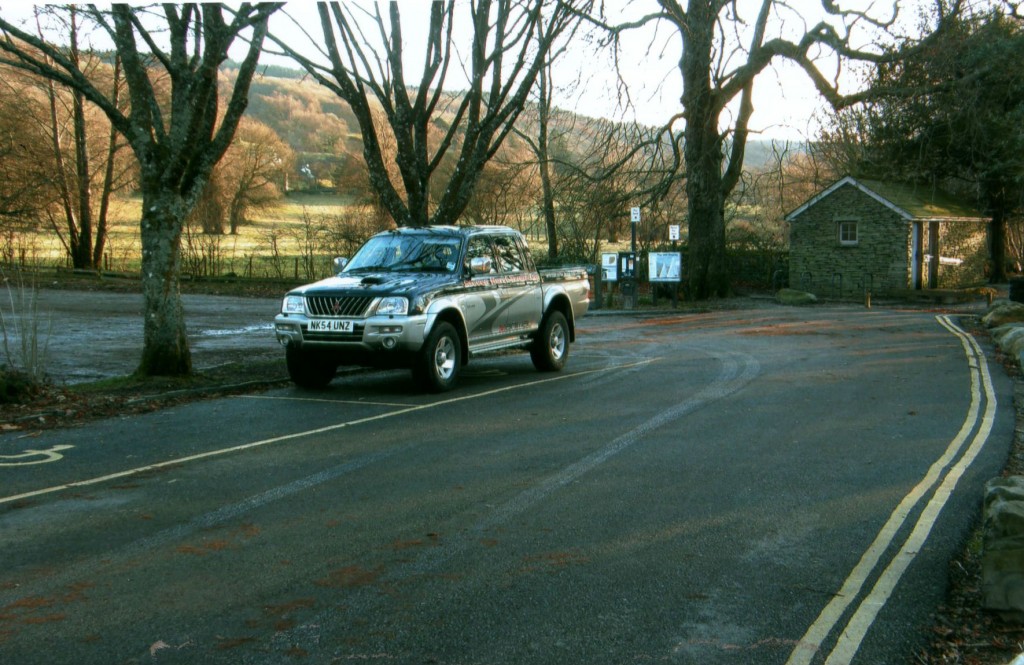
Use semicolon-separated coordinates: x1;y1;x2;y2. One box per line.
413;321;461;392
286;345;337;389
531;310;569;372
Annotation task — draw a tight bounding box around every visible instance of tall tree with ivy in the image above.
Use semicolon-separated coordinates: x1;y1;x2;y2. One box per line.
0;3;283;376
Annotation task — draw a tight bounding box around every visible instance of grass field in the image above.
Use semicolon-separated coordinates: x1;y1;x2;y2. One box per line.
13;191;612;285
15;192;363;280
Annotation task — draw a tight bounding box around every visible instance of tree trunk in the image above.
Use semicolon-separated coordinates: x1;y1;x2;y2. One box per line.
92;56;123;269
680;0;730;299
71;85;94;269
685;148;729;299
538;61;558;259
136;193;191;376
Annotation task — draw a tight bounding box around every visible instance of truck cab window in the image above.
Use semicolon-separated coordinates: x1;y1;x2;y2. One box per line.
465;236;496;275
493;235;525;273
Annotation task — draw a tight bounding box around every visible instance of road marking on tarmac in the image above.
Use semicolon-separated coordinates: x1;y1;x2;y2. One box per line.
0;444;74;466
786;315;997;665
0;359;656;507
246;395;413;408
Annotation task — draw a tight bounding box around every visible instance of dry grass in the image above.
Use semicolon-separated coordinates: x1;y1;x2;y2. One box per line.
15;193;357;276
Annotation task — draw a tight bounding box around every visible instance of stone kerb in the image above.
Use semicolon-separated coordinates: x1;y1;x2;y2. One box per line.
984;301;1024;369
983;476;1024;617
981;301;1024;618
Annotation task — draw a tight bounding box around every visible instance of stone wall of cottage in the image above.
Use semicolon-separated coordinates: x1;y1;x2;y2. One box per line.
934;220;989;288
789;183;989;296
789;184;911;297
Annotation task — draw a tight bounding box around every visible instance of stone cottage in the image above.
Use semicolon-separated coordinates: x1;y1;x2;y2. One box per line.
785;176;989;298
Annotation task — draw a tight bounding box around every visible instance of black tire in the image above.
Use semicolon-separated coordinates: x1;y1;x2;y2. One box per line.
531;310;569;372
412;321;461;392
286;345;337;389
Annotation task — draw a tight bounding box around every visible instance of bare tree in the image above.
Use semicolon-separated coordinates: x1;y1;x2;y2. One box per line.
515;52;562;258
595;1;936;299
33;7;134;270
547;118;682;263
0;67;53;237
221;117;294;234
271;0;592;227
0;3;283;376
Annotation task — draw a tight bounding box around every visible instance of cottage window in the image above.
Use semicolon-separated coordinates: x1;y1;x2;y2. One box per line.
838;220;859;246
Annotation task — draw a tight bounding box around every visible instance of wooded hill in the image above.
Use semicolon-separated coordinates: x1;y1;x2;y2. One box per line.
232;62;786;196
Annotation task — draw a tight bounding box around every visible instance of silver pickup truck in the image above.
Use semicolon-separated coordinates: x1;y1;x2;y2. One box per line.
274;225;591;392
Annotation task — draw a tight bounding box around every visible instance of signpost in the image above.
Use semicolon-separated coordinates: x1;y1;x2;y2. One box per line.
622;207;640;309
630;206;640;257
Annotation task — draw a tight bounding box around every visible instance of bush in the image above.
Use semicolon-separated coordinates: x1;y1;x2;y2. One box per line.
0;366;40;404
0;270;51;387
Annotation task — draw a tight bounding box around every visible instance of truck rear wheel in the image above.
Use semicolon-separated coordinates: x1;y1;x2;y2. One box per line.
286;345;337;389
413;321;461;392
531;310;569;371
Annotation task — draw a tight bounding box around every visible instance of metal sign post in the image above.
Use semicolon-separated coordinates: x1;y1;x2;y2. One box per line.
623;207;640;309
669;224;681;306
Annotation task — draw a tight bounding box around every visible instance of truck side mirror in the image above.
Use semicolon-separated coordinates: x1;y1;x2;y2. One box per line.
333;257;349;274
469;256;493;275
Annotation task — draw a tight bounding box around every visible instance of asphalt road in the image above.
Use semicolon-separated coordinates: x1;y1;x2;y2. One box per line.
0;298;1015;664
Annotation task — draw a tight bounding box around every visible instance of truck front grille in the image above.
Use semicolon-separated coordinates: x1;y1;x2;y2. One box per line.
306;295;374;317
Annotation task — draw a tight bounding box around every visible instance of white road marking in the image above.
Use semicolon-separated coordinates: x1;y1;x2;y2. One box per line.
245;395;413;408
786;315;997;665
0;360;656;507
0;444;75;466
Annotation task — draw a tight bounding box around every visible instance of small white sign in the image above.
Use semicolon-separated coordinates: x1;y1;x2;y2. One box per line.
601;252;618;282
630;206;641;223
669;225;680;241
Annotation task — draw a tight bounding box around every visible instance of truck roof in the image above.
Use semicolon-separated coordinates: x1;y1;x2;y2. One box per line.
377;225;521;239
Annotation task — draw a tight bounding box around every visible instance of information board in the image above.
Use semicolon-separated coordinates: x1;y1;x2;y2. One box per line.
649;252;682;282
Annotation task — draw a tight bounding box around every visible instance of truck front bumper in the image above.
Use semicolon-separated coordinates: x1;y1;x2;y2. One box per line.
273;313;429;355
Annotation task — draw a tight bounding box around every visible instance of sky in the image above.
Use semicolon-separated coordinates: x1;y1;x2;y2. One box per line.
1;1;929;142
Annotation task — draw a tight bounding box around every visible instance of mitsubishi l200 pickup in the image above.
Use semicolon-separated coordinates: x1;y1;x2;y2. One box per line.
274;225;591;392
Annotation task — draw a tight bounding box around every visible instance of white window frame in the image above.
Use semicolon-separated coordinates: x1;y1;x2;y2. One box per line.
837;219;859;246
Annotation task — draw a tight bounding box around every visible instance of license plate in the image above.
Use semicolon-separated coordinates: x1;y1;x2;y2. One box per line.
308;319;354;332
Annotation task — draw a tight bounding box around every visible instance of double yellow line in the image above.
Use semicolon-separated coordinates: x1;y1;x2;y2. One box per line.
786;315;998;665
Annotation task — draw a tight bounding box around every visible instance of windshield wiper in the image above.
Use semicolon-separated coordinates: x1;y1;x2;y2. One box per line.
347;265;391;273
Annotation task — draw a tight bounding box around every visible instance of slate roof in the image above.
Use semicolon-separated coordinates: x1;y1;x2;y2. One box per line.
785;176;989;222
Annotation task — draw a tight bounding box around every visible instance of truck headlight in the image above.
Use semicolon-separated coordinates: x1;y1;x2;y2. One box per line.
282;295;305;314
375;297;409;316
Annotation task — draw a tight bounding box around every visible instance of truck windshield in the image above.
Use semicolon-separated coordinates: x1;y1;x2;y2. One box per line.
345;235;463;274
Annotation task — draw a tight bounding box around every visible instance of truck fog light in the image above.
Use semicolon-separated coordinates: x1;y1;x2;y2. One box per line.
382;336;398;349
